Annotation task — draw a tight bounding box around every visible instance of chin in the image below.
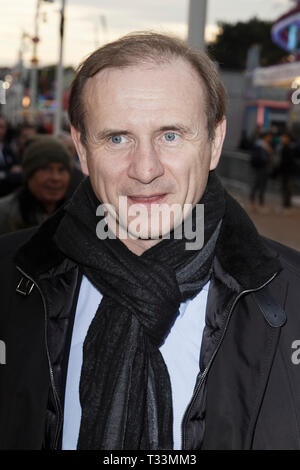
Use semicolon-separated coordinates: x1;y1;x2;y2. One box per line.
127;224;175;241
44;193;64;202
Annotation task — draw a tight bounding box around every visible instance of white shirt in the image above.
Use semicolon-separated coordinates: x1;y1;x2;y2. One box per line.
62;275;209;450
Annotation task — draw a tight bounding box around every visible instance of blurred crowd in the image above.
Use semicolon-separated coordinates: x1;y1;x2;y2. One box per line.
0;115;84;235
241;128;300;214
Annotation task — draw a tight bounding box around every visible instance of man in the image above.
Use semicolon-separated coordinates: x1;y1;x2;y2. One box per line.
0;32;300;450
0;135;71;234
278;133;295;212
249;131;273;213
14;123;37;160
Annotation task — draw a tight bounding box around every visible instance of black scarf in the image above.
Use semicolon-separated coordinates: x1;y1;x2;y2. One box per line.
54;171;225;450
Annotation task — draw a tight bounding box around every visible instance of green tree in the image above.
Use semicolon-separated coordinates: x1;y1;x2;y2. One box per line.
207;17;288;70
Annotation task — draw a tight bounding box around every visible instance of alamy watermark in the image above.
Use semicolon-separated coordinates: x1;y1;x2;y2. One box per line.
0;81;6;105
96;198;204;250
291;340;300;365
0;340;6;365
291;79;300;105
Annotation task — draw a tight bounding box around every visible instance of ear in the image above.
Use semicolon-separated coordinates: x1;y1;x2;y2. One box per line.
209;117;226;171
70;125;89;175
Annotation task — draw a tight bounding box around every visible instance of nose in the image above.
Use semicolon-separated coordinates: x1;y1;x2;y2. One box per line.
49;168;63;183
127;139;164;184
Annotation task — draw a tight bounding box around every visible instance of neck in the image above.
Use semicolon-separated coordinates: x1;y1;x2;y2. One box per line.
43;201;58;215
105;213;164;255
121;237;162;256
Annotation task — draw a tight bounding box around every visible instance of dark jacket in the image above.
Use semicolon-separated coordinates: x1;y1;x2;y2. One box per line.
0;194;300;450
250;139;272;169
0;187;48;235
280;144;296;175
0;185;69;235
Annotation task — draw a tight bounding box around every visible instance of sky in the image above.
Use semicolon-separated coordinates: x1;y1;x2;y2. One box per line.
0;0;294;68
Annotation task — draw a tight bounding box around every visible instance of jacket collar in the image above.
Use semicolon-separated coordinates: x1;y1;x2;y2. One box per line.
215;192;281;290
15;190;282;288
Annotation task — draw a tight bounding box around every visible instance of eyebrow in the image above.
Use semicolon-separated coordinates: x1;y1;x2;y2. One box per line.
156;124;191;134
93;129;131;142
93;124;191;143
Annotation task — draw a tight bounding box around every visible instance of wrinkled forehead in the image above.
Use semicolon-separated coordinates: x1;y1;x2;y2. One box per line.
82;58;208;126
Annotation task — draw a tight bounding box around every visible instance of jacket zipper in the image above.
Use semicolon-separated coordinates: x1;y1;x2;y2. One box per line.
181;271;279;450
16;266;62;450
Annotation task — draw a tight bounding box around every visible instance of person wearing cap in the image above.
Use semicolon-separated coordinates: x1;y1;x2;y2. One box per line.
0;135;71;234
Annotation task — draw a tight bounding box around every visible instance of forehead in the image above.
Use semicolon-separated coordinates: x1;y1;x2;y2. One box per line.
83;58;207;127
37;161;67;170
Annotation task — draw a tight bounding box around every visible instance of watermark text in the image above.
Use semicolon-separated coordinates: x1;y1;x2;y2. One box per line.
96;198;204;250
291;340;300;365
291;79;300;105
0;340;6;365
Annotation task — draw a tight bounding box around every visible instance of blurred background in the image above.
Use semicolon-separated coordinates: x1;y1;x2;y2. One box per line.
0;0;299;249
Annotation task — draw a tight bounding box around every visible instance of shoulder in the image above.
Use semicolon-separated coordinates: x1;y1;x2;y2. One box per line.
0;193;21;235
262;237;300;279
0;229;38;303
0;192;17;209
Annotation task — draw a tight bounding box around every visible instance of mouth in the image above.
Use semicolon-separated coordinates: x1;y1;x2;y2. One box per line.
44;187;64;193
127;194;167;205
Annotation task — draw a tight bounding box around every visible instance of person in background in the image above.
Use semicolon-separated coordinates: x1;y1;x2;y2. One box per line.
0;135;71;234
14;123;37;160
0;115;22;197
278;132;296;212
294;135;300;177
239;130;251;151
249;131;273;213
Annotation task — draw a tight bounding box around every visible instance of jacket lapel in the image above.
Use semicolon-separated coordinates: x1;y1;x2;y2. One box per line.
201;263;288;449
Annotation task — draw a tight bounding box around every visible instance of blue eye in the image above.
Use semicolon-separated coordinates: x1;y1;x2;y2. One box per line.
164;132;177;142
111;135;123;144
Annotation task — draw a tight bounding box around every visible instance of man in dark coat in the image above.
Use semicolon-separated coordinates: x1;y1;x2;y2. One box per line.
278;133;296;210
249;131;273;212
0;32;300;451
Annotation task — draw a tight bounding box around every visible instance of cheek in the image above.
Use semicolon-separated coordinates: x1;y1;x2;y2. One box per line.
62;174;71;185
29;175;44;190
179;145;211;199
87;153;124;201
166;146;204;182
87;151;117;177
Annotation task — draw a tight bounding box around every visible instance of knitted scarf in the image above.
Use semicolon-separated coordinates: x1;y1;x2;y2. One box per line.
54;171;225;450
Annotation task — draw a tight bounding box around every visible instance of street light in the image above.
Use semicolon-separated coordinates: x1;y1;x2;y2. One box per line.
29;0;54;122
54;0;66;136
29;0;41;121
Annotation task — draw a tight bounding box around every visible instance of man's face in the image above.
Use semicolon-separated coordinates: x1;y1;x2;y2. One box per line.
27;162;70;208
72;58;226;250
